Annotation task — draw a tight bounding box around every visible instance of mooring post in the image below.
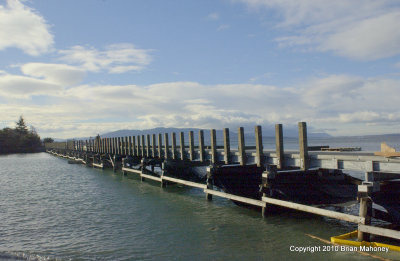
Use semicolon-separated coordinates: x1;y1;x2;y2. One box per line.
141;135;145;157
158;134;163;159
238;127;246;166
137;136;141;157
128;136;132;156
116;137;120;155
255;125;264;168
210;129;217;164
146;134;151;157
275;124;284;169
298;122;309;171
357;182;373;241
223;128;230;164
189;131;194;161
123;136;127;156
152;134;156;158
132;136;136;157
180;132;185;160
199;130;205;162
164;133;170;160
110;137;114;155
104;138;108;154
207;129;217;201
172;132;177;160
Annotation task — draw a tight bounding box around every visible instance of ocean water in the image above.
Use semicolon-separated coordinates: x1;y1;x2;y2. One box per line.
1;152;399;261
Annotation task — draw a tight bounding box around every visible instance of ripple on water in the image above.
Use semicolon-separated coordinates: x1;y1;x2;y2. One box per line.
0;153;395;261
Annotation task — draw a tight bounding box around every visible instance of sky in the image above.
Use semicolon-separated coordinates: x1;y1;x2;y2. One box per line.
1;0;400;138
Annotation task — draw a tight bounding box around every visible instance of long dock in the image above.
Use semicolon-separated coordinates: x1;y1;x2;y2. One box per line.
45;122;400;246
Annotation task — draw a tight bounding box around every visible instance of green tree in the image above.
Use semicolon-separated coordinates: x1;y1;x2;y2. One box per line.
15;115;28;135
0;116;44;154
43;137;54;143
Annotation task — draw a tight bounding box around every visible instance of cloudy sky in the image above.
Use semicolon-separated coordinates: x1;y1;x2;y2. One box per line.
1;0;400;138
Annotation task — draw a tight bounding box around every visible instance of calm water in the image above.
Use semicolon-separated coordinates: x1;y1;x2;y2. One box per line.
1;152;399;260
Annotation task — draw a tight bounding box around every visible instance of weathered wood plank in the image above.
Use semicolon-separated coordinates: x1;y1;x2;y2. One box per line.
122;167;142;175
262;196;364;224
358;224;400;240
162;176;207;189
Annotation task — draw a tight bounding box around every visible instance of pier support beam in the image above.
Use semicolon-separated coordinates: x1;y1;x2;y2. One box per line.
223;128;230;164
298;122;309;170
275;124;284;169
206;166;214;201
357;182;373;241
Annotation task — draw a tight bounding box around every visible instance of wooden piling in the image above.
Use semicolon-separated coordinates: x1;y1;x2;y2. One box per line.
123;136;126;155
210;129;217;164
128;136;132;156
357;182;373;241
158;134;163;159
180;132;185;160
189;131;194;161
132;136;136;157
255;125;263;168
238;127;246;166
275;124;284;169
137;136;141;156
141;135;145;157
298;122;309;170
164;133;170;159
146;134;151;157
223;128;230;164
119;137;123;155
172;132;177;160
199;130;205;162
152;134;156;158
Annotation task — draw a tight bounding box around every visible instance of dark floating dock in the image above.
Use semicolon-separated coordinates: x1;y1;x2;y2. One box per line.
45;122;400;247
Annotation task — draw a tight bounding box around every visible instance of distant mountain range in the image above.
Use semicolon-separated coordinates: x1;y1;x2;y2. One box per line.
58;126;330;142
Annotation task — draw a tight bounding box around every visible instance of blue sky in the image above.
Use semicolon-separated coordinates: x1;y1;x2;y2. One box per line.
1;0;400;138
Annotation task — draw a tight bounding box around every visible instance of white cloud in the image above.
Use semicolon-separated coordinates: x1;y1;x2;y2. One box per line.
0;73;62;99
237;0;400;60
206;12;219;21
0;0;53;55
58;43;152;73
21;63;86;86
217;24;230;31
1;69;400;137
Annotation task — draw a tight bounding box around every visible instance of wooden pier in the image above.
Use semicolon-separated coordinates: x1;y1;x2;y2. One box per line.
45;122;400;246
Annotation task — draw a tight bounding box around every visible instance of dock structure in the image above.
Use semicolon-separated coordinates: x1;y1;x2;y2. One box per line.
45;122;400;245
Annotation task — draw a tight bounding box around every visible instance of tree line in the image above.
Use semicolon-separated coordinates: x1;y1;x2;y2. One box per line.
0;116;52;154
